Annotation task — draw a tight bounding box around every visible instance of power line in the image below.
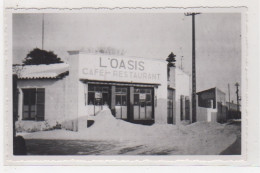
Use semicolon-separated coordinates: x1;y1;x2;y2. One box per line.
228;83;230;110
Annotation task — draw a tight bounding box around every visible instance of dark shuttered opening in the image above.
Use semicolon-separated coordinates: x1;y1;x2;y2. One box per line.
22;88;45;121
36;88;45;121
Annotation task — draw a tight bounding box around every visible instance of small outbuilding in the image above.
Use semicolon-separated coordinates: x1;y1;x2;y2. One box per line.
196;87;227;123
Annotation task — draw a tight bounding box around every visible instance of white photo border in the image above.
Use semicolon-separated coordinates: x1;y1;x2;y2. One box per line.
3;4;259;166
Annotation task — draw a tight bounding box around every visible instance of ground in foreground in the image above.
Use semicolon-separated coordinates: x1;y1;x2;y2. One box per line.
18;110;241;155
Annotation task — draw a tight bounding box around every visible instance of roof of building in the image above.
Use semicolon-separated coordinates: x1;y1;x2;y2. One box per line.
13;63;69;79
196;87;216;94
196;87;226;95
226;101;239;106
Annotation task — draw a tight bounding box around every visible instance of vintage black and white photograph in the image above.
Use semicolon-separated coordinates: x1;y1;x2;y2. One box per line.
11;11;242;156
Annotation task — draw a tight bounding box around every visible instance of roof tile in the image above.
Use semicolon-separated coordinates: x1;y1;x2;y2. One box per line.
13;63;69;79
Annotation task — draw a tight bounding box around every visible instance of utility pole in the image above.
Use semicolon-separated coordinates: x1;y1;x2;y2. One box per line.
180;56;184;70
185;12;200;123
42;13;45;50
179;47;184;70
235;82;240;116
228;83;230;110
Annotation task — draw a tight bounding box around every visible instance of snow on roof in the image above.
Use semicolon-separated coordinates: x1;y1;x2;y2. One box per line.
13;63;69;79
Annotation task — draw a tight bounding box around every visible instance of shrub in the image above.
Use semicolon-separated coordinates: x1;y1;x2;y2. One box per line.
53;122;62;129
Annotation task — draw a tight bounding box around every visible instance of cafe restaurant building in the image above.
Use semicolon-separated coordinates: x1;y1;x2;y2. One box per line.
14;51;191;131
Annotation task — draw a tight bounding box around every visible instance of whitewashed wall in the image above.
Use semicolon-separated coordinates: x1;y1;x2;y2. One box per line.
76;52;168;124
17;79;66;126
65;53;80;122
197;107;217;122
16;53;190;130
169;67;191;124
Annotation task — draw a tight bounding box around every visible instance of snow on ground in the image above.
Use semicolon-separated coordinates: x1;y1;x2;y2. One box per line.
18;110;238;155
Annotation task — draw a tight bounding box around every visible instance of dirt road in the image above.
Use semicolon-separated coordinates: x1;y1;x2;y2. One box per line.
220;120;241;155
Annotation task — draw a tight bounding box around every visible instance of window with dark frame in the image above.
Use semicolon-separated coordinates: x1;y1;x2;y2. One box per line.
134;87;152;106
22;88;45;121
115;87;127;106
88;85;110;106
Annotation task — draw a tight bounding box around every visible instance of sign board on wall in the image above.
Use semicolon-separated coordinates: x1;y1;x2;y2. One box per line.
95;92;102;99
139;94;146;100
78;54;166;84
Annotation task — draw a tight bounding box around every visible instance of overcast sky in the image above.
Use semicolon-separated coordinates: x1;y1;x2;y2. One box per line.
12;13;241;102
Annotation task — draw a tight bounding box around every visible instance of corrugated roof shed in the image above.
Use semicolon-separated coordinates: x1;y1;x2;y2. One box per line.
13;63;69;79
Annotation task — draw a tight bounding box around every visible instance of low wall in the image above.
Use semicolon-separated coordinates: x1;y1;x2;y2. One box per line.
197;107;208;122
197;107;217;122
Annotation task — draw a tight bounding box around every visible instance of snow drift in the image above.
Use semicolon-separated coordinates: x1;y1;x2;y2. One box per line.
19;110;238;154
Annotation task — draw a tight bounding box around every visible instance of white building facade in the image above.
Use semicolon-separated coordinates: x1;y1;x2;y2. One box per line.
14;51;191;131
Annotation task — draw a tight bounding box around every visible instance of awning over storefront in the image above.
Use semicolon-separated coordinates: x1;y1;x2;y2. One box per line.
80;79;160;88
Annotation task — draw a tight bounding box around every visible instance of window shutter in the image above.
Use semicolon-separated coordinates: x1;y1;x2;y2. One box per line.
36;88;45;121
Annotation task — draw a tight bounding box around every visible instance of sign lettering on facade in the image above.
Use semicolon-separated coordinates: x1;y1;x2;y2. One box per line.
99;57;145;71
79;54;166;84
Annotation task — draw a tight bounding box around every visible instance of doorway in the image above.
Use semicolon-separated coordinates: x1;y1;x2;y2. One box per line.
115;87;128;119
133;87;154;120
167;89;174;124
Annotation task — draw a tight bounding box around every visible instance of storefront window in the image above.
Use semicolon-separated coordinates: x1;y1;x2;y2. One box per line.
133;87;154;120
134;94;139;105
116;95;121;105
134;88;152;105
146;94;152;106
134;88;140;93
102;93;109;105
115;87;128;106
88;85;110;106
88;92;95;105
88;85;95;91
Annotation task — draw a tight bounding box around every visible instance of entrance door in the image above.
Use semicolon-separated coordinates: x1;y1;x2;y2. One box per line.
185;96;190;120
115;87;128;119
133;88;153;120
87;85;111;115
167;89;174;124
